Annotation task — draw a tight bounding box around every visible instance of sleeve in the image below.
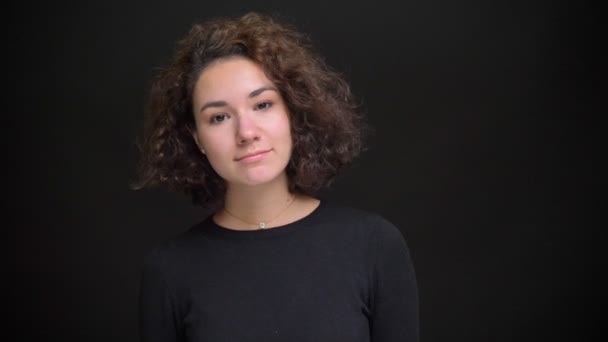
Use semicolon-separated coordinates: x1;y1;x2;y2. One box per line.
139;250;183;342
369;219;419;342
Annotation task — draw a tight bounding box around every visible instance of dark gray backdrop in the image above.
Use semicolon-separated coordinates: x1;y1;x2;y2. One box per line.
9;0;603;341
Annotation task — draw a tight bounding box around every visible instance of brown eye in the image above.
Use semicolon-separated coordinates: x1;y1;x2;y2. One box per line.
255;101;272;110
210;114;228;124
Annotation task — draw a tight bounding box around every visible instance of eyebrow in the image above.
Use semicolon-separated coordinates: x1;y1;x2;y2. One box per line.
198;86;278;113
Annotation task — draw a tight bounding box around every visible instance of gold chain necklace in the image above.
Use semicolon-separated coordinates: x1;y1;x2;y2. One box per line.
223;195;296;229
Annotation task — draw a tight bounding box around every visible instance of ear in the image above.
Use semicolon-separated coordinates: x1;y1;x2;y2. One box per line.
191;130;206;155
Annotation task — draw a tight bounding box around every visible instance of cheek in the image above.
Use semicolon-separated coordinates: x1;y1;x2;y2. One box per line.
203;141;228;161
278;115;292;141
285;124;294;149
197;133;230;163
204;147;232;179
197;129;221;149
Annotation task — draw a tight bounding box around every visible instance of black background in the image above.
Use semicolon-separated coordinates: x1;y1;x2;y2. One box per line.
9;0;604;341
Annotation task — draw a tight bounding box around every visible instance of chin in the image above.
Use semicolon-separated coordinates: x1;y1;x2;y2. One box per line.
237;168;287;187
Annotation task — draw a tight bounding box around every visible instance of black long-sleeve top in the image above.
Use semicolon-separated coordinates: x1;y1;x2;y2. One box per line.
139;201;419;341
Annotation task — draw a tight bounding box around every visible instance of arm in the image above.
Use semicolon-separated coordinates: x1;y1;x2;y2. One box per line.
370;220;420;342
139;251;183;342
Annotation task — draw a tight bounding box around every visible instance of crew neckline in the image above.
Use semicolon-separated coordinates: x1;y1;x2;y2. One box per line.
198;200;327;239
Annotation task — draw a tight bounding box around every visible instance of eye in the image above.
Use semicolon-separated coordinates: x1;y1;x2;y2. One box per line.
255;101;272;110
210;113;229;124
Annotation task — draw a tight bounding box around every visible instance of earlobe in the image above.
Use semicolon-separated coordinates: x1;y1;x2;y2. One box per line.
192;131;206;155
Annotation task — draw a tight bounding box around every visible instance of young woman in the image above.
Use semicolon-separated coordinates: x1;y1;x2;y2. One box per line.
134;12;418;342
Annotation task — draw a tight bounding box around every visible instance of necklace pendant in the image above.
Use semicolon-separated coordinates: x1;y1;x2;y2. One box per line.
258;222;267;229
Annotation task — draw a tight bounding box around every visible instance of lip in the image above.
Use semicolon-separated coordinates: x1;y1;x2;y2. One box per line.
235;149;272;162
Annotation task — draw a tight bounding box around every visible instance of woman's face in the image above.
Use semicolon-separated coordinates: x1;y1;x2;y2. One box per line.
191;57;292;189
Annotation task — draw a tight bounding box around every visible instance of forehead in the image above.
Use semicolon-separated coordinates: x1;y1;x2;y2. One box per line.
193;57;274;100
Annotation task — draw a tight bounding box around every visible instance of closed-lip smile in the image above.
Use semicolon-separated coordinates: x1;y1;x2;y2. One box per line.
235;149;272;162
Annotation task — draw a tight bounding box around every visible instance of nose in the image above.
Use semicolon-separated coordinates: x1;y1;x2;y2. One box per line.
235;112;260;145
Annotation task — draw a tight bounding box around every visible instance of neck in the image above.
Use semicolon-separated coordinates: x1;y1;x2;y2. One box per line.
222;173;293;228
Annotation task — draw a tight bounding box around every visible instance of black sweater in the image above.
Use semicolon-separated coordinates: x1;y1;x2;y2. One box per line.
139;201;419;342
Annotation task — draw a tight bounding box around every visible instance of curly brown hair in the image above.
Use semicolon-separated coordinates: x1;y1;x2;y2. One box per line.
132;12;367;209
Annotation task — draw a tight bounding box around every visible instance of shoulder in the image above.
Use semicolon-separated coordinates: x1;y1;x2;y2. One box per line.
316;201;414;276
320;201;403;231
141;218;213;273
317;201;407;244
